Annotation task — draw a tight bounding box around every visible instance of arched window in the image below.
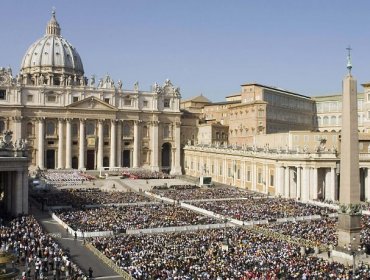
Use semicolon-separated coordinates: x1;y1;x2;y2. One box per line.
86;122;95;135
46;121;55;135
330;116;337;126
317;116;322;126
323;116;329;125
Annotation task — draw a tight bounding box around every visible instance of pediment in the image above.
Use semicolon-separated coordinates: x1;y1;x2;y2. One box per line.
67;97;118;111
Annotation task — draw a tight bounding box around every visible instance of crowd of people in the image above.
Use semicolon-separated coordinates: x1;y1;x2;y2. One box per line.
54;204;220;232
257;218;338;246
121;169;174;179
31;189;152;207
38;170;94;186
151;186;257;201
0;215;87;279
190;197;337;221
89;227;370;279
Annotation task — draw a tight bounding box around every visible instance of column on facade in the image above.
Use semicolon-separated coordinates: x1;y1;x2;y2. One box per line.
65;119;72;169
133;120;140;168
116;121;122;167
242;161;246;189
57;119;64;169
296;167;301;199
284;167;290;198
78;119;85;169
37;118;45;169
173;121;182;174
311;168;318;200
97;120;104;169
151;120;159;171
109;120;116;168
12;116;22;142
6;172;12;214
223;158;227;184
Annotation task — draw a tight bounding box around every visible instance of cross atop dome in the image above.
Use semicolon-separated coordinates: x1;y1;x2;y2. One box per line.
46;8;61;36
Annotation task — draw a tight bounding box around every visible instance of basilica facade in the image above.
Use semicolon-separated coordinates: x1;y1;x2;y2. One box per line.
0;12;182;174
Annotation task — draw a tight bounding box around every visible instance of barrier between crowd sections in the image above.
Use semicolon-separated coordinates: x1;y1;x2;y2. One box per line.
85;242;134;280
51;212;114;237
126;223;235;235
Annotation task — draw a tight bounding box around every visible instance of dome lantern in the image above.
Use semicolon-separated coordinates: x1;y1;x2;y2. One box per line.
46;9;61;36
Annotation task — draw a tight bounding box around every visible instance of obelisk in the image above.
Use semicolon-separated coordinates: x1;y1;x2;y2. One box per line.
337;47;361;250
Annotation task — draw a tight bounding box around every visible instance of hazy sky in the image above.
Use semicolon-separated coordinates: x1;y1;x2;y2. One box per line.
1;0;370;101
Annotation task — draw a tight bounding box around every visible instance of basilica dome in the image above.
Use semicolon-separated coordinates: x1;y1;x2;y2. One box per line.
20;11;84;86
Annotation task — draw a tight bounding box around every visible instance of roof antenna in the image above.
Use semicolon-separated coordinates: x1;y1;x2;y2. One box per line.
346;45;352;74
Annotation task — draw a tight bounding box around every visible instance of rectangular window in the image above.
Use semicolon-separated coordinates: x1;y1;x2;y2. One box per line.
47;95;56;102
247;167;251;182
228;167;232;177
143;100;148;107
237;169;240;179
257;169;262;184
104;98;110;104
304;135;309;143
27;95;33;102
0;90;5;100
73;96;79;103
219;165;223;176
124;99;131;106
164;99;170;108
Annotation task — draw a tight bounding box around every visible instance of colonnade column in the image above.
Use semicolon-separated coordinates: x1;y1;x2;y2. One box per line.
109;120;116;168
151;120;159;171
37;118;45;169
65;119;72;169
58;119;64;169
276;165;284;196
284;167;289;198
252;161;257;191
97;120;104;169
301;167;310;202
15;171;23;214
22;170;28;214
133;120;140;168
296;167;301;199
312;168;318;200
172;121;182;175
365;168;370;202
78;119;85;170
116;121;122;167
330;167;336;201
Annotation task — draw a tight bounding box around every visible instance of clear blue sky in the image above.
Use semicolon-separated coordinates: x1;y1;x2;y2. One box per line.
1;0;370;101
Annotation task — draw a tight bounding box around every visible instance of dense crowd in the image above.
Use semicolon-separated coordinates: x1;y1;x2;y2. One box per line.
121;169;174;179
89;227;370;279
54;204;220;232
190;198;336;221
0;215;87;279
31;189;152;207
151;186;257;201
258;218;338;246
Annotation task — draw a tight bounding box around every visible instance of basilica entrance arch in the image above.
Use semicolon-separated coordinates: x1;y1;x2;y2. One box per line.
122;150;131;167
46;150;55;169
161;143;171;173
86;150;95;170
